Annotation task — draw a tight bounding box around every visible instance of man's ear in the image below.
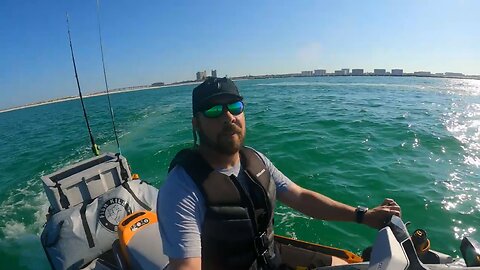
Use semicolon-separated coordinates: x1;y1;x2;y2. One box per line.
192;116;199;132
192;116;200;146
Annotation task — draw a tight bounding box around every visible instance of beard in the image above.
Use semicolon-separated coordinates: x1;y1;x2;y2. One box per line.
197;122;245;155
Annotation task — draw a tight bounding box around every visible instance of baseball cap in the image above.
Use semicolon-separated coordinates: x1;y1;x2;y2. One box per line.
192;77;243;115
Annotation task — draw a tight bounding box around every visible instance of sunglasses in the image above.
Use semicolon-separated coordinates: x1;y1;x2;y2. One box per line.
202;101;245;118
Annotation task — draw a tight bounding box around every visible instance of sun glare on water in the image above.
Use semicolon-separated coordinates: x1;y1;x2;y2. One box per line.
439;79;480;240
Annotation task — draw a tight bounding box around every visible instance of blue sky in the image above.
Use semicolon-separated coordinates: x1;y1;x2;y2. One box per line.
1;0;479;109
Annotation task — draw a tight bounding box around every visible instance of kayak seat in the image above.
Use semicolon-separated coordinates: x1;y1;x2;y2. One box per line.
117;211;169;270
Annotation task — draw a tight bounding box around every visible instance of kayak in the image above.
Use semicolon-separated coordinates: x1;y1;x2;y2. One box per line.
40;153;480;269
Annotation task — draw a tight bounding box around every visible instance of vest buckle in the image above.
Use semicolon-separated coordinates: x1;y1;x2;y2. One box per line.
255;231;269;254
255;232;276;269
258;248;277;270
259;250;269;266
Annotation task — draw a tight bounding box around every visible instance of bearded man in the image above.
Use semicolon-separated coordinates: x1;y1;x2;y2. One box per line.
157;77;401;270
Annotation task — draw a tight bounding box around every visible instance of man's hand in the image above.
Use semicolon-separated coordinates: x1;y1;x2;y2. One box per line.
364;198;401;229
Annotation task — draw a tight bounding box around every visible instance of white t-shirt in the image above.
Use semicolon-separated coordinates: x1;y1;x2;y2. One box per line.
157;148;293;259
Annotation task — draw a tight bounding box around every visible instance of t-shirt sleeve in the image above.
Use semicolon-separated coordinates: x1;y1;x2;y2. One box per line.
157;166;205;259
254;150;293;194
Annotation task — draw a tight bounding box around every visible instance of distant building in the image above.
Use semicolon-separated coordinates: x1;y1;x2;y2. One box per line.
314;69;326;76
445;72;464;77
301;71;313;76
374;69;386;76
196;70;207;81
391;69;403;76
414;71;431;76
151;82;165;87
352;69;364;76
211;69;217;78
334;69;349;75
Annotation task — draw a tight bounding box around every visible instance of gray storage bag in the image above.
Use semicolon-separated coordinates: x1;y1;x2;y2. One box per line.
41;180;158;270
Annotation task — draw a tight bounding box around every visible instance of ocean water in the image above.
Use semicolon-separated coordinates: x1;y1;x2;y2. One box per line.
0;76;479;269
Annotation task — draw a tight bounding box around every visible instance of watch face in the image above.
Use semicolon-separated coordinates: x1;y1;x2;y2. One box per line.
356;206;368;223
357;206;368;213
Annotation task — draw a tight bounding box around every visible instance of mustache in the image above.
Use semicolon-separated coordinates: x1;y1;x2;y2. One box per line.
222;123;242;134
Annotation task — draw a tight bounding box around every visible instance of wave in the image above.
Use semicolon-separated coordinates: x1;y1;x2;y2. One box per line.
0;178;48;240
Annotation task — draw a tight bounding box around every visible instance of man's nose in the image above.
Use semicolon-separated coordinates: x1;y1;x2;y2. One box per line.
222;109;237;123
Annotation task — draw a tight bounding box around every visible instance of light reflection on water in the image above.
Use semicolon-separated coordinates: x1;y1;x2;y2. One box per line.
441;79;480;241
1;76;479;266
445;79;480;96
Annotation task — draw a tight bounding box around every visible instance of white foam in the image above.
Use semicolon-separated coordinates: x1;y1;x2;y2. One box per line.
0;177;49;239
1;221;27;239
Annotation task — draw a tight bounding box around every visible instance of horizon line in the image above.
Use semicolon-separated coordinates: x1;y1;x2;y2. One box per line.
2;73;479;114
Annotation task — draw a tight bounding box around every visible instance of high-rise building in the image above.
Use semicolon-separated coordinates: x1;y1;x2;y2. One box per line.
334;70;344;75
314;69;326;76
352;69;364;76
374;69;386;75
341;68;350;75
196;70;207;81
211;70;217;78
301;71;313;76
391;69;403;76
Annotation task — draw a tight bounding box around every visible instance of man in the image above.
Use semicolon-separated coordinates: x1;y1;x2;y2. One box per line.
157;77;401;270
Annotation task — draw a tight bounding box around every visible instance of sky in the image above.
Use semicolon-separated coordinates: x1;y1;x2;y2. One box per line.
1;0;479;109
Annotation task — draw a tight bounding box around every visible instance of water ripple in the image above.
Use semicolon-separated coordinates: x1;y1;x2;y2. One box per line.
1;76;479;263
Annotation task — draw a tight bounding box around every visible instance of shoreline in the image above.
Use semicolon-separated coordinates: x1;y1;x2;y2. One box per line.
1;74;479;114
0;81;201;114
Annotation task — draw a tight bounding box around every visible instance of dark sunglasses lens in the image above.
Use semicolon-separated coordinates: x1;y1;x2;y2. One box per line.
227;101;244;115
203;105;223;118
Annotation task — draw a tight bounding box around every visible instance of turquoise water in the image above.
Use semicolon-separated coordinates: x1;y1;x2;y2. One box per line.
0;76;479;269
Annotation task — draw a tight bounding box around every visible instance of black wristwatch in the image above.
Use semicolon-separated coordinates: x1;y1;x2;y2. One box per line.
355;206;369;223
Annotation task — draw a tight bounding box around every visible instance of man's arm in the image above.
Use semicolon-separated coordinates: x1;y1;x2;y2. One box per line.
157;167;205;270
167;258;201;270
278;181;401;229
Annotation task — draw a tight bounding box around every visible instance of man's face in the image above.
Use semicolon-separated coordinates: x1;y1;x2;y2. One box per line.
193;97;246;155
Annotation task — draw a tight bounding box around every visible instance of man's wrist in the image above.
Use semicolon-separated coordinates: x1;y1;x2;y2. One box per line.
355;206;369;223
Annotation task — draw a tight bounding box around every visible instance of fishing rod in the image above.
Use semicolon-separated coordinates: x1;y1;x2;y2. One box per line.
96;0;122;155
66;13;100;156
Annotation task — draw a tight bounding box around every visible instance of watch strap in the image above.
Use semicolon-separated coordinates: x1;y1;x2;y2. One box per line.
355;206;368;223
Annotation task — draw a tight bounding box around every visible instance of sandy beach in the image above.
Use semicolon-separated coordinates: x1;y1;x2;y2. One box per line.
0;81;201;114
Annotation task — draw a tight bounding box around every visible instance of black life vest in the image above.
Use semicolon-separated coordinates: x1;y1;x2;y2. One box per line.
168;147;277;270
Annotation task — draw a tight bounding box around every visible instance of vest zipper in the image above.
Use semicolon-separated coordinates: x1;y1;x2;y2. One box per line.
230;174;272;269
228;174;259;234
243;169;272;228
242;170;275;270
